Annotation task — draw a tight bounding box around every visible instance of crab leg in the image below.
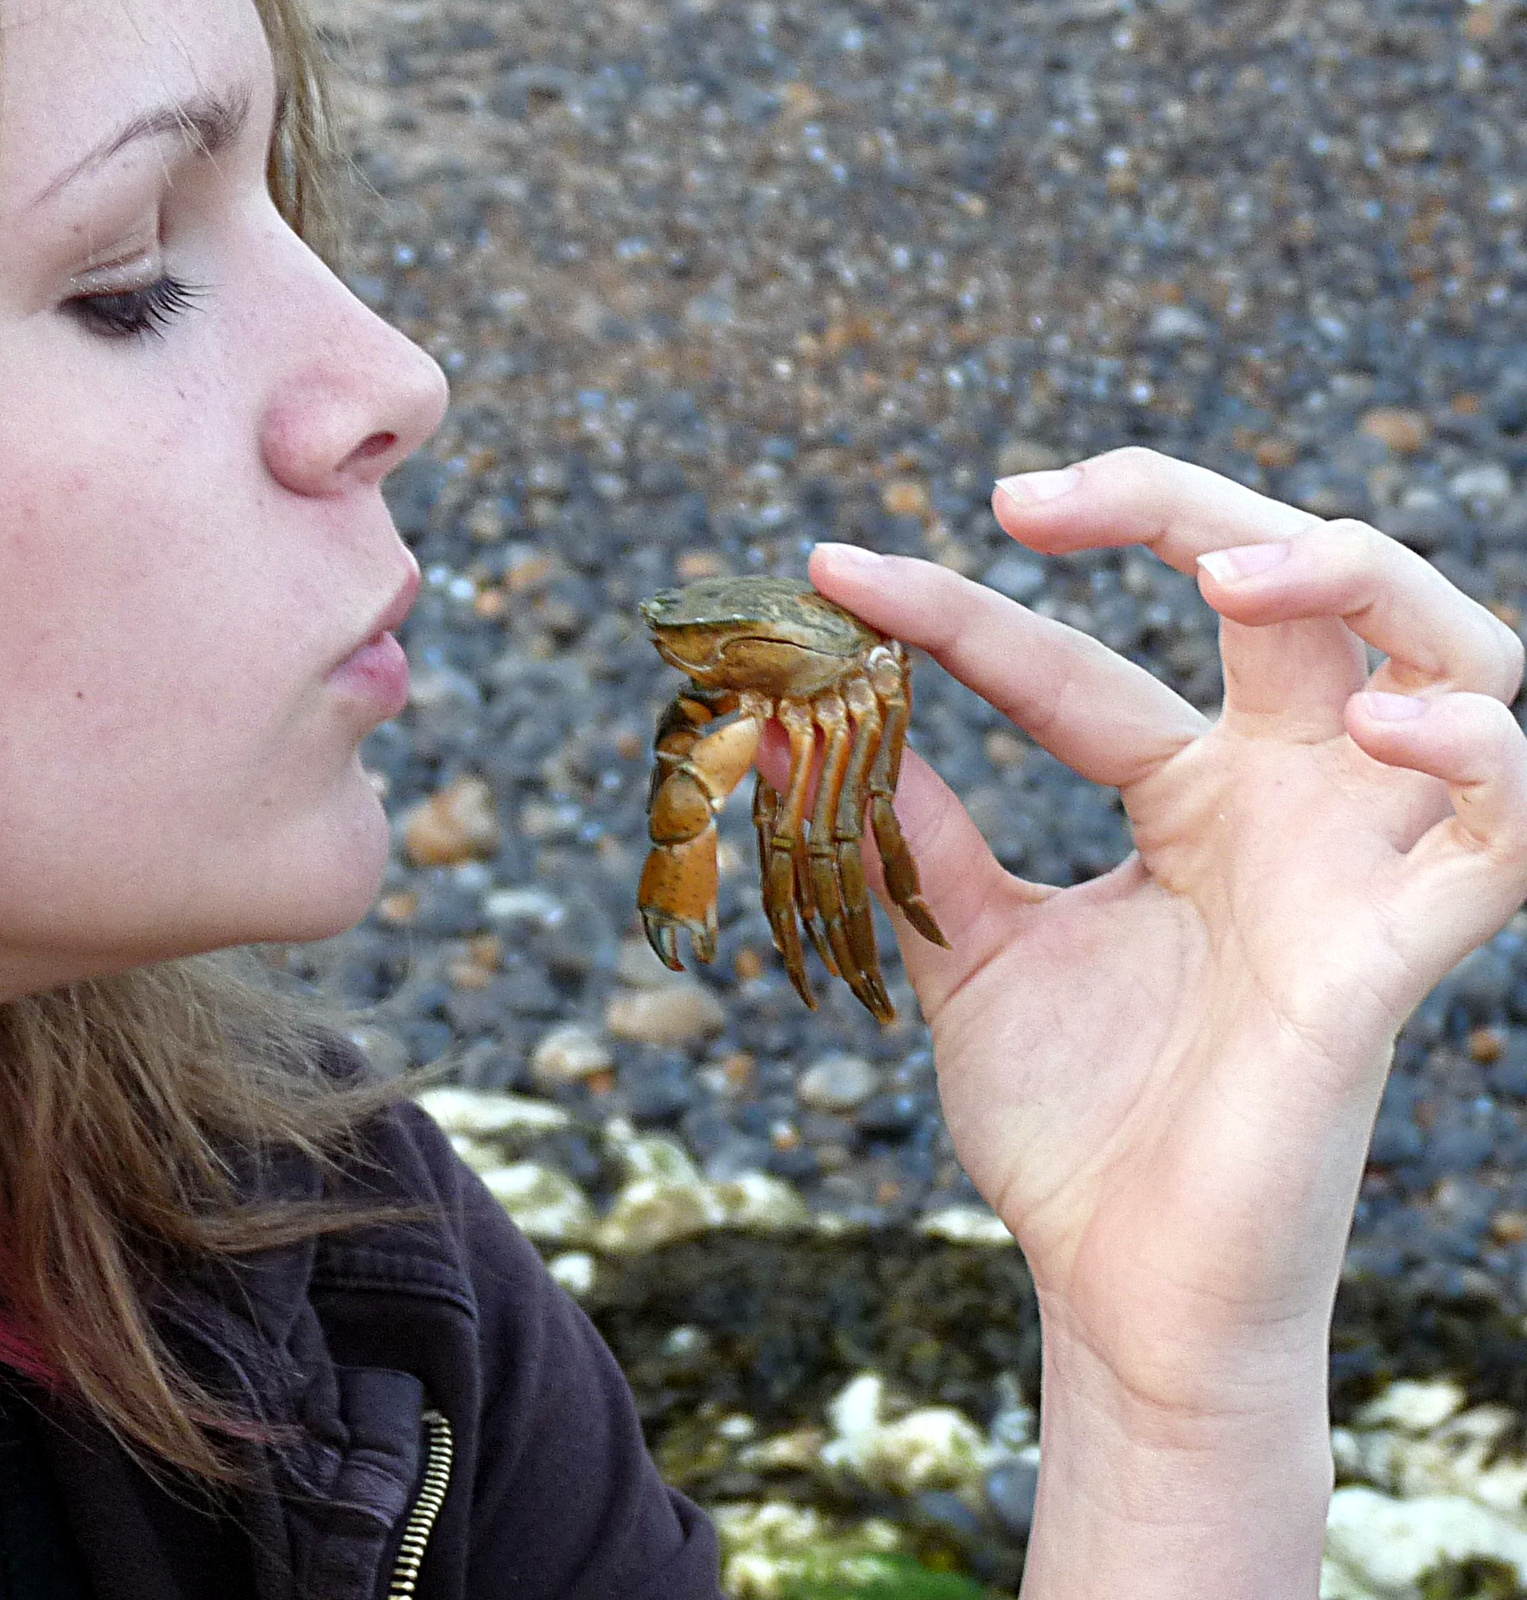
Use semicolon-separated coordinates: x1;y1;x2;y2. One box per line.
809;692;894;1022
760;700;823;1010
639;690;767;970
866;644;949;948
753;767;837;981
647;687;738;811
836;679;896;992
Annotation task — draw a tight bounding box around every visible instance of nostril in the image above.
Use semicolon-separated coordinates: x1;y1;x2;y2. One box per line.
353;431;398;463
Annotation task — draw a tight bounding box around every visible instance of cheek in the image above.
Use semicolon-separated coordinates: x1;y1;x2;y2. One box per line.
0;452;300;811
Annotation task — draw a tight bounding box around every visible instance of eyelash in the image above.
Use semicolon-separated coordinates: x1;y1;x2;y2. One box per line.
65;275;205;341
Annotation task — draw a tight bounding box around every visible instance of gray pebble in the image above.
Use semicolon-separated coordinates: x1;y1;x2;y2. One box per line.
985;1458;1040;1542
798;1053;881;1112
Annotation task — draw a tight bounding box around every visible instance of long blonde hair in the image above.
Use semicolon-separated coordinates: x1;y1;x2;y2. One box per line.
0;0;427;1487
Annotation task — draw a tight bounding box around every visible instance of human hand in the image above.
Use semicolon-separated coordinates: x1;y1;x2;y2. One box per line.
808;447;1527;1403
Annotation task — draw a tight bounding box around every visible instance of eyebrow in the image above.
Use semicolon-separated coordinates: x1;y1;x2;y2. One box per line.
28;84;257;212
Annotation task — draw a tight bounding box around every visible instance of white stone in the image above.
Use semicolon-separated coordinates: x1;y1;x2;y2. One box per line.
797;1053;880;1112
1319;1558;1383;1600
988;1372;1037;1453
1368;1406;1527;1516
710;1501;903;1600
1146;304;1212;342
615;935;684;988
547;1251;596;1297
530;1023;614;1086
416;1086;571;1140
605;980;726;1045
1450;462;1514;509
1354;1379;1466;1434
606;1125;705;1186
447;1135;502;1175
713;1172;812;1234
916;1205;1016;1246
483;886;565;926
821;1372;995;1498
1324;1486;1527;1592
597;1178;727;1253
737;1429;827;1473
479;1163;596;1244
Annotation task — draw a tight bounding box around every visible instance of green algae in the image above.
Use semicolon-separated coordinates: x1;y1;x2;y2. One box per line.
1419;1557;1527;1599
779;1554;995;1599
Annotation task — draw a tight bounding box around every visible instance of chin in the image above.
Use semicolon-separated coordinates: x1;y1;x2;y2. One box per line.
248;782;394;945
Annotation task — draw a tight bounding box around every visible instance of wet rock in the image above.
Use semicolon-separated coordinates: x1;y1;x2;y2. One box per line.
702;1136;776;1182
1489;1032;1527;1099
1370;1105;1425;1167
1447;947;1515;1022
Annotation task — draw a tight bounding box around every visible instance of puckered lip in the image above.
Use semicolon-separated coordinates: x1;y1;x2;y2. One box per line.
335;564;421;670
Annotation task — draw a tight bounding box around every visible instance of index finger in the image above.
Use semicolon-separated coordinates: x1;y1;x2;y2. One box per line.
996;446;1524;706
807;545;1206;791
993;445;1318;570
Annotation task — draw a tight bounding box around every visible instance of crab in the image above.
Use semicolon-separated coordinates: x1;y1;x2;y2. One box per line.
637;575;948;1023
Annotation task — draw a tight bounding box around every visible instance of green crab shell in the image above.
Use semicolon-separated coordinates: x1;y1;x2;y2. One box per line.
640;575;884;696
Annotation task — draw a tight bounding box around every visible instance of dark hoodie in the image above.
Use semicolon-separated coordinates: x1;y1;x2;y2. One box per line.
14;1042;722;1600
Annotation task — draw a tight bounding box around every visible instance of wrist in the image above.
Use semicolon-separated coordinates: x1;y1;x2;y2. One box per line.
1021;1301;1333;1599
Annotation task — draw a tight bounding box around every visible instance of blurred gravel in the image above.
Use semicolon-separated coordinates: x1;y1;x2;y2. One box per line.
285;0;1527;1300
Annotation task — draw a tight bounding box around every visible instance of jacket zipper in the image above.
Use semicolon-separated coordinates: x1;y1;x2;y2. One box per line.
385;1406;454;1599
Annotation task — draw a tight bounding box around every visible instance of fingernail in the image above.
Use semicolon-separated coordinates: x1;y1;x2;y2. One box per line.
995;467;1082;506
1360;691;1428;722
814;541;885;572
1196;542;1290;583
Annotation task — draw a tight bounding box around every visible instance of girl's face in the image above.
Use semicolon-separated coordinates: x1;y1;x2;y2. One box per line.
0;0;449;998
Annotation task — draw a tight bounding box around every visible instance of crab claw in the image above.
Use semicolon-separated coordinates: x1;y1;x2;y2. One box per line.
641;911;685;972
637;831;722;971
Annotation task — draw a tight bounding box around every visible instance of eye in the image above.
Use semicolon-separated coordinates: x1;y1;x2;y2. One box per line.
64;275;205;341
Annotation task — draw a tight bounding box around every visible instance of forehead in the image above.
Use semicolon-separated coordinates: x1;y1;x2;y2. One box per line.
0;0;271;164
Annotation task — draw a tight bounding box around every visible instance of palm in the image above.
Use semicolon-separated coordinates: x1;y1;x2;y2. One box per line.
916;724;1437;1320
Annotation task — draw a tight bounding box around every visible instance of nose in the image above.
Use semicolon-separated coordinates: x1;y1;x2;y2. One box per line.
259;257;451;498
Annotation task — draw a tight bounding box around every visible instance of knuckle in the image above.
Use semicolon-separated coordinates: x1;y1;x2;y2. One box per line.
1493;621;1525;698
1319;517;1386;558
1092;444;1172;487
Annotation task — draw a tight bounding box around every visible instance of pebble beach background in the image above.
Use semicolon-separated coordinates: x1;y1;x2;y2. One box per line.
288;0;1527;1592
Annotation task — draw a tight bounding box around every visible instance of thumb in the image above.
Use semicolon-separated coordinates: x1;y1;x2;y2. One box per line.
756;725;1045;1001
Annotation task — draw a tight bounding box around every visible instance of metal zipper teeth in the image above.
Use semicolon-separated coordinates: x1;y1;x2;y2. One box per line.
386;1407;454;1600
